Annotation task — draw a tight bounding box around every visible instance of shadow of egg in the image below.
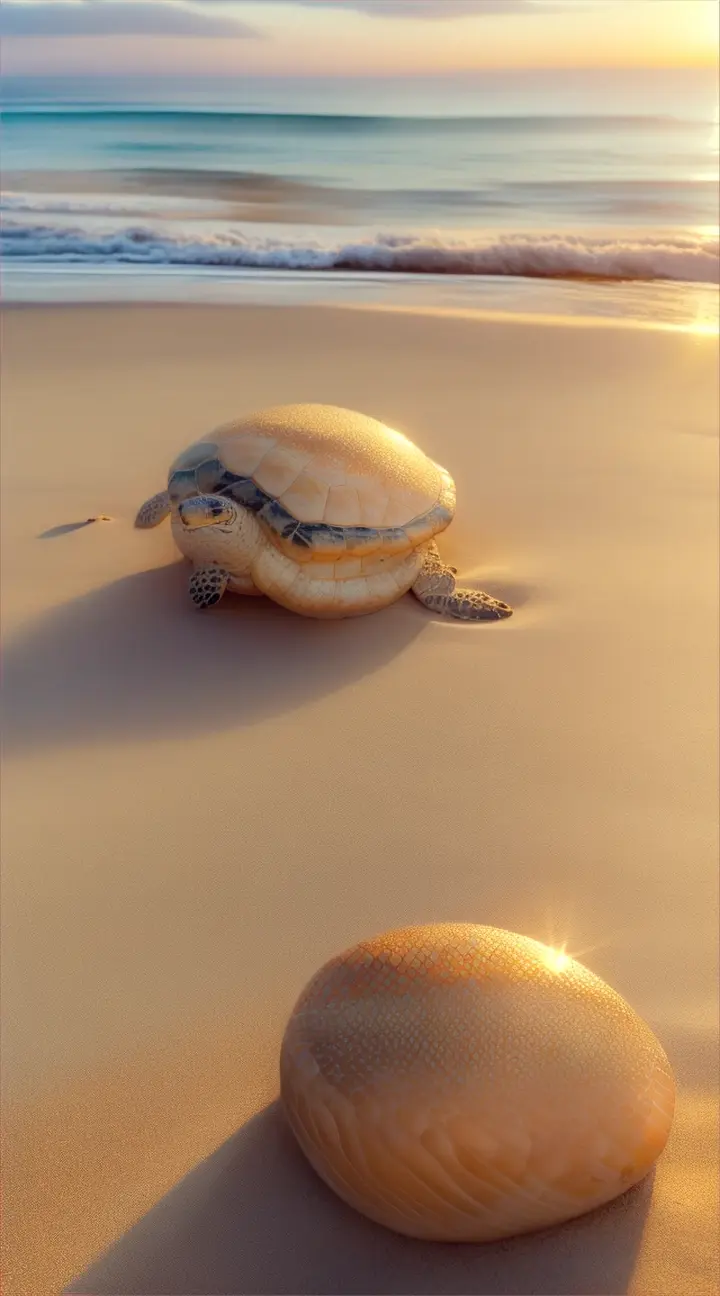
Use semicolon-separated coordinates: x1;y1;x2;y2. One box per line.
66;1101;655;1296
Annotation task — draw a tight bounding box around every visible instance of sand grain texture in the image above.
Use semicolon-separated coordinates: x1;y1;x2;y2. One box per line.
1;304;718;1296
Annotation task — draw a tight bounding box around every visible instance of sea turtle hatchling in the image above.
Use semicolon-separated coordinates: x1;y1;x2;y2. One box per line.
135;404;512;621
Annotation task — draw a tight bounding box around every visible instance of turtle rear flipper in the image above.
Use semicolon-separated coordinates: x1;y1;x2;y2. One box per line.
135;490;171;529
412;544;512;621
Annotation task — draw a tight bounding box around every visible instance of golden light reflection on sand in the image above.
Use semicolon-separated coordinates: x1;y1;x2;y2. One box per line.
685;319;720;338
679;290;720;338
340;293;720;337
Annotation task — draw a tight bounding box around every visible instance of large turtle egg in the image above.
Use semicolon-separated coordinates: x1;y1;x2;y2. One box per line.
280;923;674;1242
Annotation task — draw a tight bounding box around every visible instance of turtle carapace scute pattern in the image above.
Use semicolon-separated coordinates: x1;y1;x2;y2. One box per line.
135;404;512;621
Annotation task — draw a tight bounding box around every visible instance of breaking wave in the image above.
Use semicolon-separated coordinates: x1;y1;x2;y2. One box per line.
2;221;718;284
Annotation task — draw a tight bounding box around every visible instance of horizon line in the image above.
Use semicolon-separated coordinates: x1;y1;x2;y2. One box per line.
3;64;717;77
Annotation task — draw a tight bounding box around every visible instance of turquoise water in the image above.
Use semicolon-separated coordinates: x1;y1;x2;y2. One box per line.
1;71;718;298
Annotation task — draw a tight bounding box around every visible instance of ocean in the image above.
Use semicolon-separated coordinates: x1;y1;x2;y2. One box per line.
1;71;718;323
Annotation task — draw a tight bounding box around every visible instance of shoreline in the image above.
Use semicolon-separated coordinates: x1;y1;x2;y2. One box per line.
2;265;718;333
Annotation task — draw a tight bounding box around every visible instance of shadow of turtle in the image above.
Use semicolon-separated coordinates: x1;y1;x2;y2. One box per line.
66;1101;654;1296
2;563;431;753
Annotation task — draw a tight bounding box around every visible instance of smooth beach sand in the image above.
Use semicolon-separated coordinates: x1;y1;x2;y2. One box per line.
1;303;718;1296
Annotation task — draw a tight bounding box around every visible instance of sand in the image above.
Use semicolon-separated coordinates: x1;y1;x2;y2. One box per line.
1;302;717;1296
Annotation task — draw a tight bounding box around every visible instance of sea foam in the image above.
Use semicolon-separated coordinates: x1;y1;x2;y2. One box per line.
1;220;717;284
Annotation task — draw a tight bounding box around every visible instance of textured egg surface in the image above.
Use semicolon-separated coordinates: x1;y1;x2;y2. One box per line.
280;923;675;1242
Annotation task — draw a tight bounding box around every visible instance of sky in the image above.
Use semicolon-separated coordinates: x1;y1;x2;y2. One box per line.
0;0;718;77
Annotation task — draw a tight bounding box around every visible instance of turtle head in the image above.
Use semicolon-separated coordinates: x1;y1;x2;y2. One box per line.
178;494;238;531
177;493;262;571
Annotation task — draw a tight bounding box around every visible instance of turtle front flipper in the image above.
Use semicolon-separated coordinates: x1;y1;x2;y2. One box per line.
412;544;512;621
135;490;171;529
189;565;230;610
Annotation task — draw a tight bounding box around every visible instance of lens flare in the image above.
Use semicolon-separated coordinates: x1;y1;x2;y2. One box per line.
543;942;571;973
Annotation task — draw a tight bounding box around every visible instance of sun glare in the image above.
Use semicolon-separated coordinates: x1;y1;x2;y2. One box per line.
543;944;571;974
685;318;720;338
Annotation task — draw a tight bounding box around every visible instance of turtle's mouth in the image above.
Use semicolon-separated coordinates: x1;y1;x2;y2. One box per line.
179;496;234;530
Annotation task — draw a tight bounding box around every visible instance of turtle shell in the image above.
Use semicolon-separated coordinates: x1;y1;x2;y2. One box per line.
168;404;455;563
